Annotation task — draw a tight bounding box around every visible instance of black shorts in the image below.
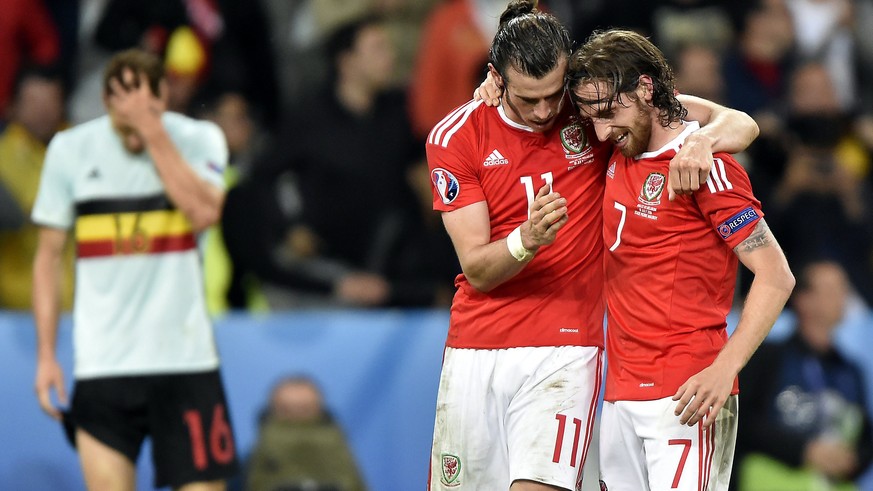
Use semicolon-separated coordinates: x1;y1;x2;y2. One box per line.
67;369;239;488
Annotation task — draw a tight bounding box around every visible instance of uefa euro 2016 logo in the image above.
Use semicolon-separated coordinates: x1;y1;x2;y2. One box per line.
431;168;460;205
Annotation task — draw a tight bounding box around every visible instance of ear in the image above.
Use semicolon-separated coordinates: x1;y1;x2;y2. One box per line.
488;63;505;89
637;75;654;102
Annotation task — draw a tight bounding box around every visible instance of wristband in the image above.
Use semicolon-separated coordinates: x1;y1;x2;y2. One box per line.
506;225;535;262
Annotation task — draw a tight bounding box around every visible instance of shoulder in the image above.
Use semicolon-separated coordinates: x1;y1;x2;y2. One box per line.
162;112;224;141
56;115;111;140
47;116;112;154
426;99;486;150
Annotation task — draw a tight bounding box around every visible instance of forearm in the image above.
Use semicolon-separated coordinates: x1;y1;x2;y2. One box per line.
693;112;758;154
713;271;794;376
141;124;224;232
679;94;759;154
32;247;62;362
458;235;531;292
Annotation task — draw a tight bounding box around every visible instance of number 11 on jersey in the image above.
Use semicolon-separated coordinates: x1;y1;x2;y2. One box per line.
552;413;583;467
520;172;554;219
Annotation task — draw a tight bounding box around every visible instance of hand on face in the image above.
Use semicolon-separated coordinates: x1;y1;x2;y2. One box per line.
106;68;165;134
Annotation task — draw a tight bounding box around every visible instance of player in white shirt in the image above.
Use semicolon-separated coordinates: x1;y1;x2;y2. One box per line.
32;49;238;491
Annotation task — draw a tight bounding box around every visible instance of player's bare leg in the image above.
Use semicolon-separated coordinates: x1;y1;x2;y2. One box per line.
176;480;227;491
77;429;136;491
511;479;567;491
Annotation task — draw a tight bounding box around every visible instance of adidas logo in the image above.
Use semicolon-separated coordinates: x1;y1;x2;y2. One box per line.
483;149;509;167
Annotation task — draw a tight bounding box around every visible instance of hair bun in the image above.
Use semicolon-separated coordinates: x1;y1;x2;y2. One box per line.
499;0;537;27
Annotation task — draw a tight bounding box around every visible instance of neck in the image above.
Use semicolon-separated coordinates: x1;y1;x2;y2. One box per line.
647;117;686;153
336;77;375;116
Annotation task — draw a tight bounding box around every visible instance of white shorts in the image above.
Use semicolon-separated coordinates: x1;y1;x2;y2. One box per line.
599;395;738;491
429;345;603;490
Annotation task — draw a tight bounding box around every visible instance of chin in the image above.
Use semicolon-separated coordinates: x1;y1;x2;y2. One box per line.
532;120;555;131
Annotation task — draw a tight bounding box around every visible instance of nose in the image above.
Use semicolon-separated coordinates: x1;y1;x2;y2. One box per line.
593;119;611;142
533;100;552;121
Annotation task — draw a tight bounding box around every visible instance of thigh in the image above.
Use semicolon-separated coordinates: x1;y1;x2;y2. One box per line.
430;348;510;490
639;396;738;491
506;346;603;490
599;401;649;491
70;376;150;463
76;428;137;491
148;370;239;489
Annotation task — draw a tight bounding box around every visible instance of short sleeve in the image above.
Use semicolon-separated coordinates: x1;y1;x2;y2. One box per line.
425;103;485;212
179;119;229;190
31;132;75;229
695;153;764;249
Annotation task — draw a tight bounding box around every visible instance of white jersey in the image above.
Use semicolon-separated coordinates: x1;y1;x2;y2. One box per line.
32;112;227;379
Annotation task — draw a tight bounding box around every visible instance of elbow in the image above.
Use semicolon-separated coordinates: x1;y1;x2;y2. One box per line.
462;265;500;293
466;274;496;294
188;205;222;234
776;265;796;299
746;113;761;144
783;269;797;296
188;193;225;233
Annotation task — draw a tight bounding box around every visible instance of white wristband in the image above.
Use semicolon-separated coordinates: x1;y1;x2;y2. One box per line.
506;225;535;262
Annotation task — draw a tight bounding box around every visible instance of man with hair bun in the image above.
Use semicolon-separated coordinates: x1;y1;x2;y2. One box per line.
426;2;759;490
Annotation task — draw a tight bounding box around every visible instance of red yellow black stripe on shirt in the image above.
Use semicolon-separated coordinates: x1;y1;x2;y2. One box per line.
74;195;195;258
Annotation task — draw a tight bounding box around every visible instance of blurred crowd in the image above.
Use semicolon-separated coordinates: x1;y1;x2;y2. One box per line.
2;0;873;316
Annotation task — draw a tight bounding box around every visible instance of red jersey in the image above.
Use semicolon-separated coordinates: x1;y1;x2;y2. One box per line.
426;99;611;349
602;123;763;402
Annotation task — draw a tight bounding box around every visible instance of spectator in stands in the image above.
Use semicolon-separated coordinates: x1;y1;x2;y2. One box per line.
674;43;727;104
722;0;795;129
408;0;504;138
0;0;60;125
264;0;439;113
245;375;368;491
197;90;272;314
767;61;873;304
93;0;280;129
234;14;457;309
0;66;73;310
784;0;856;111
735;260;873;491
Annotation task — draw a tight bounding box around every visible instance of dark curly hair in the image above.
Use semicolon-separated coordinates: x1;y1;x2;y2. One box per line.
489;0;572;83
567;29;686;126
